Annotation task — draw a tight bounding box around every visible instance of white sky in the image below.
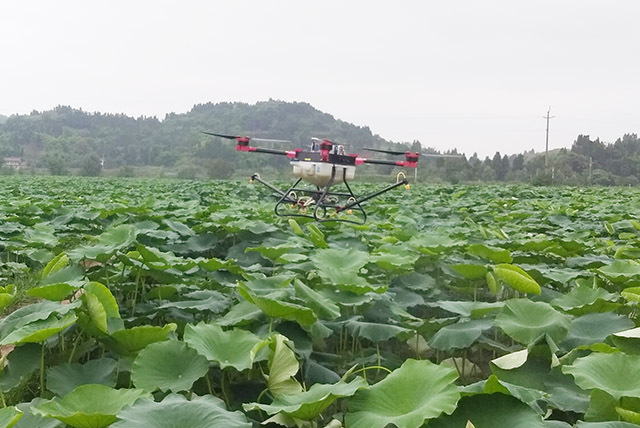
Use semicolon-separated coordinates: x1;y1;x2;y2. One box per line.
1;0;638;158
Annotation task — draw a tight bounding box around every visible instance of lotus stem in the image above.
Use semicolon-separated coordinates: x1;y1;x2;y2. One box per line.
40;342;45;397
346;365;391;378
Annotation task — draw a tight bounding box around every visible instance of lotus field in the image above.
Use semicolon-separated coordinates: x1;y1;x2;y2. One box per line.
2;176;640;427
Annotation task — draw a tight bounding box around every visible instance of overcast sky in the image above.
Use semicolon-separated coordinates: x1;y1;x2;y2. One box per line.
1;1;638;157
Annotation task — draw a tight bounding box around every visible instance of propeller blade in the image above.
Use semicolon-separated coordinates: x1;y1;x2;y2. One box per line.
363;147;406;156
252;138;292;144
421;153;464;158
201;131;239;140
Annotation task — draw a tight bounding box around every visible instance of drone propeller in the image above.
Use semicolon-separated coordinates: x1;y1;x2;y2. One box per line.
202;131;292;144
364;147;463;158
363;147;406;156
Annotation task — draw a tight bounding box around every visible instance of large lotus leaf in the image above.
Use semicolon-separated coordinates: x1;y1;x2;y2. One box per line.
345;359;460;428
131;340;209;392
611;327;640;355
495;299;571;345
0;344;41;393
0;407;22;428
447;264;488;280
292;279;340;320
493;264;541;295
344;319;413;342
244;377;367;421
429;318;494;351
217;301;264;327
27;283;77;301
429;393;544;428
32;384;150;428
109;323;177;355
597;261;640;283
159;290;231;313
0;301;80;343
46;358;118;396
183;322;264;371
463;374;549;415
111;394;251;428
561;312;634;350
435;301;504;318
576;422;640;427
563;352;640;400
68;225;137;262
313;248;370;287
40;265;85;287
468;243;513;263
266;334;303;396
238;281;317;326
162;219;195;236
245;244;294;262
369;251;418;271
15;398;64;428
41;253;69;280
84;282;120;319
550;285;619;315
0;312;77;345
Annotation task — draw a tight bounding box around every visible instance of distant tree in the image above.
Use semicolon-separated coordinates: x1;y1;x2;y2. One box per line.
81;153;102;176
46;153;68;176
206;158;234;179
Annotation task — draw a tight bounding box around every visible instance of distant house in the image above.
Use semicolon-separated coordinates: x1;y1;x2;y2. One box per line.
2;157;24;169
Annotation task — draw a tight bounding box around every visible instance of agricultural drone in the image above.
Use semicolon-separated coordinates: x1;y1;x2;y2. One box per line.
203;132;461;224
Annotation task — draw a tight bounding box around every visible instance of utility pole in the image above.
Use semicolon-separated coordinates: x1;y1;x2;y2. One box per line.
543;107;555;168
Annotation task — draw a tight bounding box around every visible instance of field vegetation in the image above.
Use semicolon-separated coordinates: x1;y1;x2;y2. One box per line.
1;176;640;427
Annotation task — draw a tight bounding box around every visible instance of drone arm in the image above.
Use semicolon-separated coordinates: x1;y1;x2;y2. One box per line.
357;157;418;168
237;144;298;159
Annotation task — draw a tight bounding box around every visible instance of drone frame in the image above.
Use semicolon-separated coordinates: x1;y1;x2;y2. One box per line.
250;167;409;225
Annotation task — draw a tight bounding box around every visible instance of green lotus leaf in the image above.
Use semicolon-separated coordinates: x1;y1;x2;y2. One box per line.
27;283;77;301
266;334;302;396
15;398;64;428
245;244;294;262
244;377;368;421
68;225;137;262
493;264;541;295
292;279;341;320
616;406;640;424
238;281;317;326
111;394;251;428
131;340;209;392
41;253;68;280
621;287;640;303
0;312;77;345
217;301;264;327
468;243;513;263
597;261;640;283
369;251;418;271
563;352;640;400
496;299;571;345
344;319;413;342
84;282;120;319
486;271;502;295
0;344;41;393
464;374;550;415
345;359;460;428
429;393;544;428
0;285;16;311
183;322;264;371
159;290;231;313
40;265;85;287
576;421;640;427
109;323;177;354
447;263;488;280
313;248;370;287
0;301;80;343
162;219;195;236
436;301;504;318
561;312;634;350
550;285;619;315
81;293;107;333
32;384;150;428
0;407;22;428
429;318;494;351
46;358;117;396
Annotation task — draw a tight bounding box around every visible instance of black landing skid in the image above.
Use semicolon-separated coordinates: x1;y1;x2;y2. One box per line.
250;166;408;225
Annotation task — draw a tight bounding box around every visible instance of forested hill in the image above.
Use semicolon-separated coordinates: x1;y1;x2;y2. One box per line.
0;101;399;175
1;101;639;186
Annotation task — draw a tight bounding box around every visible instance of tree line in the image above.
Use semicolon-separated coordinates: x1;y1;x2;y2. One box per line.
0;101;637;185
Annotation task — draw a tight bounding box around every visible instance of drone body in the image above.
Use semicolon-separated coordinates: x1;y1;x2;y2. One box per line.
203;132;456;224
